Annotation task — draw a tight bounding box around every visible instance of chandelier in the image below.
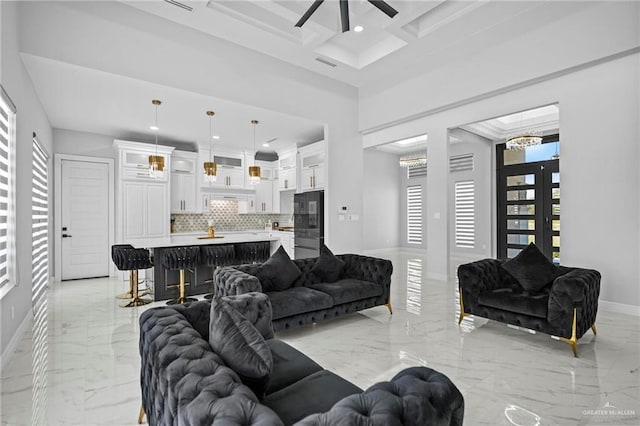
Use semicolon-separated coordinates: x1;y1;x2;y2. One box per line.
248;120;261;184
506;131;542;150
203;110;217;183
399;152;427;168
148;99;165;178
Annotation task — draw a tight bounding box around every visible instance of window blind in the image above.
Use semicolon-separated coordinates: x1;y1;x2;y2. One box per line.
32;135;49;306
455;180;475;248
0;86;16;298
449;153;474;173
407;163;427;179
407;185;423;244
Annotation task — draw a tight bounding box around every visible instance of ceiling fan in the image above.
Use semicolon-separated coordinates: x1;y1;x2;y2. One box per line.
295;0;398;33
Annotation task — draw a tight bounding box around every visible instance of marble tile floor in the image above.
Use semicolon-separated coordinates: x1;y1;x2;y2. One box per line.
1;249;639;425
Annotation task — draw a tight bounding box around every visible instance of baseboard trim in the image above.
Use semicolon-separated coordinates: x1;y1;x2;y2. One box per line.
362;247;403;255
599;300;640;317
1;310;33;370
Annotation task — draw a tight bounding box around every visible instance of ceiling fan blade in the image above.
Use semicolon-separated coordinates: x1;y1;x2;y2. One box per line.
295;0;325;28
367;0;398;18
339;0;350;32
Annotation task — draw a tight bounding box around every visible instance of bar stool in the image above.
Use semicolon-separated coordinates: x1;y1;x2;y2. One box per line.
236;241;271;264
162;246;199;305
111;245;153;308
201;244;236;299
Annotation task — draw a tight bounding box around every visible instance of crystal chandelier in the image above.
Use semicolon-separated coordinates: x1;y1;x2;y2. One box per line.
248;119;261;184
203;110;217;183
506;131;542;150
399;152;427;168
148;99;165;178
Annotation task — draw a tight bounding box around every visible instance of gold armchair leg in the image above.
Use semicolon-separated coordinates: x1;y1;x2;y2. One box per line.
591;324;597;335
559;308;578;357
138;405;145;424
385;294;393;315
458;289;468;324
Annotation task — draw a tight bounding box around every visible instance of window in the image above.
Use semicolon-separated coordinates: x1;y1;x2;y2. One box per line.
0;86;16;298
32;134;49;306
407;163;427;179
407;185;423;244
449;153;474;173
455;180;475;248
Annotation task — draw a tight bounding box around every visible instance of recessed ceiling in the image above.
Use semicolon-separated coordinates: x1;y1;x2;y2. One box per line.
460;104;560;141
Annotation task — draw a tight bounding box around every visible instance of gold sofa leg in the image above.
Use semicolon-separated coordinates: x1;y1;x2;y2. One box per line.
458;289;468;324
559;308;579;357
385;294;393;314
138;405;145;424
591;324;597;335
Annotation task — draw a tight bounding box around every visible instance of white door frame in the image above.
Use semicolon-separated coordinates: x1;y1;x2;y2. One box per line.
54;154;115;281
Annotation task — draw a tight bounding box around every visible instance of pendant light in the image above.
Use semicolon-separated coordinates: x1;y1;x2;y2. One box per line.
148;99;165;178
506;111;542;150
203;110;217;183
248;119;261;185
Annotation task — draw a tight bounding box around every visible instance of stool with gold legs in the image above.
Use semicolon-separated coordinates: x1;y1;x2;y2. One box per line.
162;246;199;305
111;245;153;308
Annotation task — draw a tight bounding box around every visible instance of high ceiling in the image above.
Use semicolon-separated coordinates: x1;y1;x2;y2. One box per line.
16;1;572;153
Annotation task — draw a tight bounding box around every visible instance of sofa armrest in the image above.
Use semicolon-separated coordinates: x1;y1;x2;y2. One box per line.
295;366;464;426
214;266;263;296
548;268;601;337
457;259;503;295
139;306;283;426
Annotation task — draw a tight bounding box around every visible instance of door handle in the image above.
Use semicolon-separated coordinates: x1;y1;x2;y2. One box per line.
62;234;72;238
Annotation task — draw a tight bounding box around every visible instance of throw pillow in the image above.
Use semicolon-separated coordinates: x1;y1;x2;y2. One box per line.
501;243;562;292
311;244;345;283
256;245;301;292
209;297;273;399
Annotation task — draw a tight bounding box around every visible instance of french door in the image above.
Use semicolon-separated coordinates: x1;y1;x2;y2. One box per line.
497;145;560;263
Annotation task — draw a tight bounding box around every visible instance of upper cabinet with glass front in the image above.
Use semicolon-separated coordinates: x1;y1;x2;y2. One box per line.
298;140;325;192
115;139;173;181
197;146;246;189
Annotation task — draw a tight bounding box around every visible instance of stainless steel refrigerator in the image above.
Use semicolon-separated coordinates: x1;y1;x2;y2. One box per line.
294;190;324;259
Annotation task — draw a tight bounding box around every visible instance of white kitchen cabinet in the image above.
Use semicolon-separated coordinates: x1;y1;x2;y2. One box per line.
123;181;169;239
278;149;297;191
256;180;273;213
198;146;246;189
114;140;173;243
299;141;325;192
171;151;197;213
279;167;296;191
301;165;324;192
171;173;196;213
238;195;256;214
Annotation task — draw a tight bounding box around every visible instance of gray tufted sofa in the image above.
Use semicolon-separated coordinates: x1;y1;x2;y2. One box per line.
213;254;393;332
139;297;465;426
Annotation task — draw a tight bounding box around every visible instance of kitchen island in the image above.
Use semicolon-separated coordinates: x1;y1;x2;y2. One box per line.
126;232;281;301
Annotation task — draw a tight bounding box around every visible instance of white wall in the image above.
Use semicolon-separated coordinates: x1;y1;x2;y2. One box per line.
1;1;53;359
362;149;400;250
447;135;493;259
53;128;116;159
363;54;640;310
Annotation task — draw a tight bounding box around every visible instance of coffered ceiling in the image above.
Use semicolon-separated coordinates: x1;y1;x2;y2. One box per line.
122;0;528;87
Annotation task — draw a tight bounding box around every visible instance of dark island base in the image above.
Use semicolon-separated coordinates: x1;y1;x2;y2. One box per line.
150;241;272;301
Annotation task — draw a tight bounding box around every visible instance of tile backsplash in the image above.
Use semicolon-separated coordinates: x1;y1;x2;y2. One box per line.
172;200;292;233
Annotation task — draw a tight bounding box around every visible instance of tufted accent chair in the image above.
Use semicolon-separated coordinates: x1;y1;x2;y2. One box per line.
213;253;393;332
457;259;601;356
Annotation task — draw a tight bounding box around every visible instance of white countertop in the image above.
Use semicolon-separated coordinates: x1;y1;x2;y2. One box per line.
126;232;281;249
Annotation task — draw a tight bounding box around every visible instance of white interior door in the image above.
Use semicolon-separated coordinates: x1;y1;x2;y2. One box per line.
61;160;110;280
